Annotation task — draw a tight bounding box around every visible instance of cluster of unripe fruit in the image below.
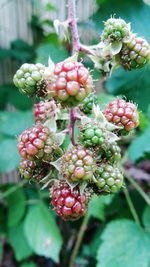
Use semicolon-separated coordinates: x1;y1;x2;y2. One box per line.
13;17;146;221
101;17;150;71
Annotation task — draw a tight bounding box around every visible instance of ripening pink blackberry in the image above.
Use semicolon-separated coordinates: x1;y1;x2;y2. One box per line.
34;100;58;123
61;145;95;183
51;180;90;220
19;159;48;180
17;125;56;162
48;61;93;106
104;99;139;132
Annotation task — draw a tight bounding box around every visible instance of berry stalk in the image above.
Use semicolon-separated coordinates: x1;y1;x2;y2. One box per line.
68;0;80;145
68;0;80;54
69;108;77;145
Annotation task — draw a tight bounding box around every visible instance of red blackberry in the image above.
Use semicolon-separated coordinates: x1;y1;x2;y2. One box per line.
34;100;58;123
17;125;57;162
104;99;139;132
48;61;93;106
51;180;90;220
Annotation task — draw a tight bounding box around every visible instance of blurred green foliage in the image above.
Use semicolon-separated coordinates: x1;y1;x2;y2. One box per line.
1;0;150;266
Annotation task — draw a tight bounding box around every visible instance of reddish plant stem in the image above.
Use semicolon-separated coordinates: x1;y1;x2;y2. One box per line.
68;0;80;53
68;0;80;145
69;108;76;145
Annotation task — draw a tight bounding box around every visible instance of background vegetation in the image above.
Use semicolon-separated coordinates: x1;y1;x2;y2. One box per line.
0;0;150;266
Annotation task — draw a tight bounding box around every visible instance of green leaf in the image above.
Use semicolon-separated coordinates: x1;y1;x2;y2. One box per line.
97;220;150;267
45;3;57;11
106;67;150;112
143;206;150;232
0;111;34;136
36;43;69;65
8;223;33;261
20;263;36;267
0;138;20;173
7;187;26;227
88;194;113;220
0;84;33;110
139;111;148;132
24;201;62;262
128;125;150;162
10;39;35;62
0;48;11;59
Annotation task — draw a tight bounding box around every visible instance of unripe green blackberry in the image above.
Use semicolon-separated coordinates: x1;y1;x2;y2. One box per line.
119;35;150;70
103;142;121;164
102;18;131;43
94;163;123;193
13;63;46;97
17;125;58;162
19;159;48;181
80;93;97;114
61;145;95;183
80;123;105;148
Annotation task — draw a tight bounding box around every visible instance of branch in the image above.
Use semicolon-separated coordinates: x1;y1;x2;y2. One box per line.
69;214;90;267
68;0;80;53
69;108;77;145
68;0;81;145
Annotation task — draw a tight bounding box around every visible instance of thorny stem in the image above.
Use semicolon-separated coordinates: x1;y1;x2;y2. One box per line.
69;214;90;267
68;0;80;53
68;0;81;145
68;2;90;266
123;187;141;226
69;108;77;145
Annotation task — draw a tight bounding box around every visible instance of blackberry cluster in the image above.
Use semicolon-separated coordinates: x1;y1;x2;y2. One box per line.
34;100;58;123
61;145;95;183
51;180;91;221
104;99;139;132
48;61;93;106
94;163;123;193
13;16;144;221
119;36;150;70
13;63;45;97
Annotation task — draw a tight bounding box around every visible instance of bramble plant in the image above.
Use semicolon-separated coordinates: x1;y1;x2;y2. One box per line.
13;0;150;225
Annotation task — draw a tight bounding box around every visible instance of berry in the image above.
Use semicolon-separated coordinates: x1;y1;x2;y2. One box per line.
80;93;97;114
94;163;123;193
102;18;131;43
100;142;121;164
17;125;57;162
19;159;48;180
51;180;90;220
104;99;139;132
61;145;95;182
13;63;46;97
119;35;150;70
80;123;106;148
34;100;59;123
48;61;93;107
